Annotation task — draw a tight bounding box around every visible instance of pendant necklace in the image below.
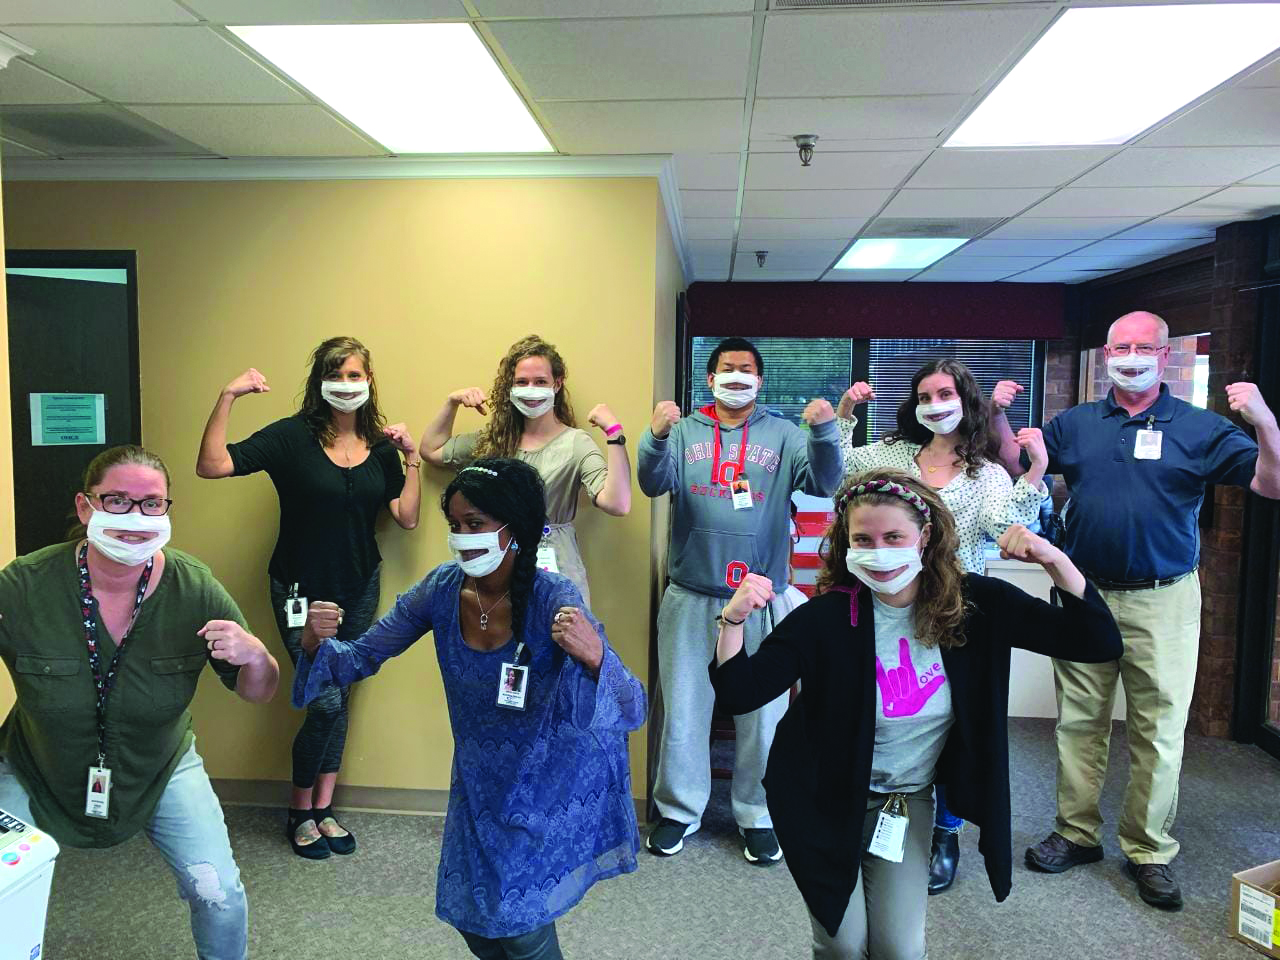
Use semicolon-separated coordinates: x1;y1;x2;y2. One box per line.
473;582;510;631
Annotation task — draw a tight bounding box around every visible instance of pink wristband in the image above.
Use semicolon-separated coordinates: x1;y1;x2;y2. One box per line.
605;423;624;438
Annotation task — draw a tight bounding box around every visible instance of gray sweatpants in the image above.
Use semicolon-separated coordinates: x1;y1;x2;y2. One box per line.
653;581;789;830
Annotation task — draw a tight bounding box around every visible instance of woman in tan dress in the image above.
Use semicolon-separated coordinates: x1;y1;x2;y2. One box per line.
419;334;631;606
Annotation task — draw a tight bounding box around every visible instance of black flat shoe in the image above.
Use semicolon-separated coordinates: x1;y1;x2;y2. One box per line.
287;808;331;860
314;805;356;856
928;828;959;895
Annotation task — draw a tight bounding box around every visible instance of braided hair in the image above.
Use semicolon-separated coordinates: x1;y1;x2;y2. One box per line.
441;458;547;639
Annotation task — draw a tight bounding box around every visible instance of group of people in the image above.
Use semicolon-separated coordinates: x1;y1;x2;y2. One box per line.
0;313;1275;960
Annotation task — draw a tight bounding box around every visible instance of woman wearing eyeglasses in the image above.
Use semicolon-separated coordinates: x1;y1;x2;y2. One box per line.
0;445;279;960
196;336;422;859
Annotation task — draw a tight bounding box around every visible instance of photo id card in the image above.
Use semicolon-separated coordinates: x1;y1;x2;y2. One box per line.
496;663;529;710
284;595;308;629
536;544;559;575
1134;429;1163;461
731;475;754;511
85;766;112;819
867;796;908;863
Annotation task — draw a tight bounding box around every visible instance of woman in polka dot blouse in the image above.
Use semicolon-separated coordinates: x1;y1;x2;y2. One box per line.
836;357;1049;897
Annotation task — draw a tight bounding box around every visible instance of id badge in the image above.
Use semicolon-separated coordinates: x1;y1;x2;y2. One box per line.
85;766;112;819
731;476;754;511
284;584;308;629
536;545;560;575
1134;429;1163;461
866;794;908;862
496;663;529;710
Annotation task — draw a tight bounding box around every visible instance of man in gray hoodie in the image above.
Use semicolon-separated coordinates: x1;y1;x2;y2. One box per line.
639;336;843;865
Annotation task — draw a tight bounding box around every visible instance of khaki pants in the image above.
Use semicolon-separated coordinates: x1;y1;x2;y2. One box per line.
1052;573;1201;863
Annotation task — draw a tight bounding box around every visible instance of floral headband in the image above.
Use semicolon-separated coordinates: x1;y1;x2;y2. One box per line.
836;478;931;523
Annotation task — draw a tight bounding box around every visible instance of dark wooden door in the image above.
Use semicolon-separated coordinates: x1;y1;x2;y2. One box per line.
5;252;140;555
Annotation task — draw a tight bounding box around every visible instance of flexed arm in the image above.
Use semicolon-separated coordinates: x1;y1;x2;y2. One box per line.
196;369;269;478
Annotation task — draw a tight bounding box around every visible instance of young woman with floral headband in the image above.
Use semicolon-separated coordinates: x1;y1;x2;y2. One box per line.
708;468;1121;960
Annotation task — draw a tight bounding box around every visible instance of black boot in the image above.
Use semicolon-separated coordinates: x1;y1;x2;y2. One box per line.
928;827;959;895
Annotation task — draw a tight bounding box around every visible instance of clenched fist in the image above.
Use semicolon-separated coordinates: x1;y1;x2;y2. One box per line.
837;382;876;420
651;401;682;439
722;573;775;623
448;387;488;417
997;524;1059;566
300;601;343;656
587;403;620;432
199;620;270;667
1015;427;1048;467
382;422;416;454
802;398;836;426
223;368;269;399
991;380;1024;411
1226;382;1276;429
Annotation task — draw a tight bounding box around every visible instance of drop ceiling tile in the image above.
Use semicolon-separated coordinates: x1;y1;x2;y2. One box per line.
681;189;738;218
908;148;1111;189
984;217;1143;240
733;271;826;282
691;254;730;280
1242;164;1280;186
738;238;847;260
742;189;890;219
738;217;867;240
539;100;742;154
952;237;1089;256
1054;255;1160;271
1002;271;1102;284
750;136;938;154
1113;218;1224;240
689;238;733;259
1022;187;1214;218
490;16;751;100
4;26;307;103
733;253;824;277
745;150;923;190
1140;88;1280;147
927;256;1053;271
822;269;915;282
911;271;1019;282
186;1;465;22
880;188;1048;219
756;7;1053;97
1172;185;1280;219
128;104;383;156
1239;56;1280;87
0;60;97;104
0;103;210;156
1074;237;1212;258
1073;147;1280;188
0;136;48;157
674;152;740;191
0;1;195;23
476;0;753;14
683;218;737;240
751;95;967;142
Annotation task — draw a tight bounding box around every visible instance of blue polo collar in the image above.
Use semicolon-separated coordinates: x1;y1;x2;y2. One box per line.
1102;383;1178;423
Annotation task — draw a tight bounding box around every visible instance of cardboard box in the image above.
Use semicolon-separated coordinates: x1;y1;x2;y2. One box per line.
1231;860;1280;958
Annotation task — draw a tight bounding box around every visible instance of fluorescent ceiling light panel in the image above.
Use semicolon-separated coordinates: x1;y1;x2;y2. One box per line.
836;238;967;270
946;4;1280;147
230;23;552;153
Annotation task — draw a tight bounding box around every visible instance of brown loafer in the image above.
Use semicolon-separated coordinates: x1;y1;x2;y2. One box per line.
1025;831;1104;873
1126;860;1184;911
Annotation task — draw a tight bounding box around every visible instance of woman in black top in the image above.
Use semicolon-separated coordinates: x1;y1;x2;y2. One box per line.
709;468;1121;959
196;336;421;859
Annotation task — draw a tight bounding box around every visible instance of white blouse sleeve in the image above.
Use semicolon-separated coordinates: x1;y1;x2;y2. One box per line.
975;461;1042;540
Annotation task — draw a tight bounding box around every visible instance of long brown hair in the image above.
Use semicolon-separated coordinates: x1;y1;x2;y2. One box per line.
816;468;969;648
885;358;1000;478
475;334;578;458
69;444;171;539
299;336;387;447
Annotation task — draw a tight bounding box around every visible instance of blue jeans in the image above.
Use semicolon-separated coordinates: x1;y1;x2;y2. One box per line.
934;784;964;833
460;923;563;960
0;742;248;960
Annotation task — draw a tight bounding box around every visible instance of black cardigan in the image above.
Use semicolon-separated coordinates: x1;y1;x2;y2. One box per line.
708;574;1123;937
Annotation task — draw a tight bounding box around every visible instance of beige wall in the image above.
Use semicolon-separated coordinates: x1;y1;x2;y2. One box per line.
0;153;14;715
1;176;677;796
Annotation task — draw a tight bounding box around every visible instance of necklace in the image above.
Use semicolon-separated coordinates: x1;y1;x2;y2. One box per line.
472;582;510;631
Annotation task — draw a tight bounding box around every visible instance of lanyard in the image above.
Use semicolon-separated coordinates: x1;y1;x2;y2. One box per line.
710;410;750;486
77;542;153;767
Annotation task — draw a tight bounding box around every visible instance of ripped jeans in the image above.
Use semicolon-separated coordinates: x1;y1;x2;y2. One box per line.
0;742;248;960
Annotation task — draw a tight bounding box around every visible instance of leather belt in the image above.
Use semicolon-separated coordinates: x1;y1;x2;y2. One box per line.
1087;569;1195;592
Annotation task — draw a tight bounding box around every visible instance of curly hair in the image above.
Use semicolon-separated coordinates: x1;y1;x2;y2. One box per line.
884;358;1001;478
299;336;387;447
816;467;969;649
441;458;547;639
474;335;578;458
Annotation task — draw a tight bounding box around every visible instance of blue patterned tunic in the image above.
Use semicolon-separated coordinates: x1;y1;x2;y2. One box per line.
293;564;646;937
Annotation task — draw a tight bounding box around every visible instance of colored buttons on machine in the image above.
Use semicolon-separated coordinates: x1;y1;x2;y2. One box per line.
18;843;30;851
1;852;18;865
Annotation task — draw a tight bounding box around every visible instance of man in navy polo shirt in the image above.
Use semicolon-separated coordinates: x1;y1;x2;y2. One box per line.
995;310;1280;911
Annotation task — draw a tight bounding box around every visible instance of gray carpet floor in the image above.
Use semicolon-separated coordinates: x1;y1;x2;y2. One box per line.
38;718;1280;959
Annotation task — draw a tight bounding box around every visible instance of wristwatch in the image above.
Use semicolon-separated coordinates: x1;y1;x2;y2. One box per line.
607;434;626;446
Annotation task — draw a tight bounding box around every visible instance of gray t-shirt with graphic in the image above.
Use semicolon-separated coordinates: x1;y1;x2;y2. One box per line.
869;594;954;793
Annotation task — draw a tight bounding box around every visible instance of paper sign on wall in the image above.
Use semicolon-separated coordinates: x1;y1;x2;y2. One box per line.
30;393;105;446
